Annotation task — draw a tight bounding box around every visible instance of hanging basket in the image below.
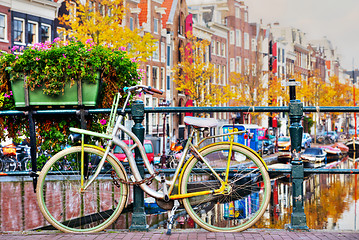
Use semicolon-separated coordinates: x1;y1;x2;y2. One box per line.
10;72;101;108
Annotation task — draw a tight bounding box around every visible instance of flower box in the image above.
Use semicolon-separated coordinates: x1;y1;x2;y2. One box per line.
10;72;100;108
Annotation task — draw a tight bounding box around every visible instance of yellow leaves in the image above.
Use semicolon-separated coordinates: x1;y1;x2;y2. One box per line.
58;0;155;62
173;33;227;107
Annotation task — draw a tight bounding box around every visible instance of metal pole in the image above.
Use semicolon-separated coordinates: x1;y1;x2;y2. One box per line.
129;100;148;231
28;110;38;193
288;79;308;231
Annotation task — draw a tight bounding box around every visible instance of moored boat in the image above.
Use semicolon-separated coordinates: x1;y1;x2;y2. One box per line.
345;138;359;162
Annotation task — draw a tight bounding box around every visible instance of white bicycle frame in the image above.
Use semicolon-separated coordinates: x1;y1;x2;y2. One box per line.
69;86;252;201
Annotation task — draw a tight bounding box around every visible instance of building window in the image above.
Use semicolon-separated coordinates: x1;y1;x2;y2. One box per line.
28;21;38;45
166;75;170;90
236;29;241;47
154;18;159;34
129;17;134;31
236;56;241;73
244;58;249;75
0;14;7;40
244;33;249;50
222;65;226;84
230;31;234;45
230;58;235;72
153;40;159;60
216;41;220;55
167;45;171;66
161;42;165;62
41;24;51;42
14;18;25;43
235;7;240;18
161;67;165;90
251;39;256;52
211;40;215;55
221;43;225;57
152;66;159;89
146;65;150;85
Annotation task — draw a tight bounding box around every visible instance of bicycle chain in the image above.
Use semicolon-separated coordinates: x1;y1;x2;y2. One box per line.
111;170;159;187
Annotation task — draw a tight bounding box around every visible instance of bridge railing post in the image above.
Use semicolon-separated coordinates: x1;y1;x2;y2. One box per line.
129;100;148;231
287;79;308;231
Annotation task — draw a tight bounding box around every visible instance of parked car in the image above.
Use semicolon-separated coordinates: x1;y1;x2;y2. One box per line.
301;147;327;168
301;133;312;148
112;140;154;165
278;136;291;152
259;139;275;155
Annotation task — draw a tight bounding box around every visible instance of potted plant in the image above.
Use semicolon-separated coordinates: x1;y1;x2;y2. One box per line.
0;38;142;108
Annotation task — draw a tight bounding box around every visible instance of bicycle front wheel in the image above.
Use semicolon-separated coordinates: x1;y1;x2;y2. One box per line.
36;146;128;233
180;142;271;232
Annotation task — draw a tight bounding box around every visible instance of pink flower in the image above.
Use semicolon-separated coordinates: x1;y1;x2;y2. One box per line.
130;58;136;63
11;46;19;52
86;39;92;44
9;91;12;96
99;119;107;125
4;93;10;98
87;48;92;51
36;57;40;61
120;46;126;51
63;54;66;58
53;37;61;43
15;56;18;59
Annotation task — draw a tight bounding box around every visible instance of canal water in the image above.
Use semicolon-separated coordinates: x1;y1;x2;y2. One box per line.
144;156;359;231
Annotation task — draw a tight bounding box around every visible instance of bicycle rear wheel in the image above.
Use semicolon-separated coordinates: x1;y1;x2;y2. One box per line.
36;146;128;233
180;142;271;232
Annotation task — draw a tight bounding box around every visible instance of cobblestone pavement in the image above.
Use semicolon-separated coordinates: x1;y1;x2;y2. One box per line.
0;229;359;240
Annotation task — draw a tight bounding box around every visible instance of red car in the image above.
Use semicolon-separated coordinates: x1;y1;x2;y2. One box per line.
112;140;154;164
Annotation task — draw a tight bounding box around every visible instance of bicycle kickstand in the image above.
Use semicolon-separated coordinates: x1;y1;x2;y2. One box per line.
166;200;179;235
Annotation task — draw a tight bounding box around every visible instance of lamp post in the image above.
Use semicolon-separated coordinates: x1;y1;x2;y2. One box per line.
159;100;171;168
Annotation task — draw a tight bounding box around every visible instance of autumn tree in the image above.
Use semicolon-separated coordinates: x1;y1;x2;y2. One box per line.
173;33;230;107
58;0;156;62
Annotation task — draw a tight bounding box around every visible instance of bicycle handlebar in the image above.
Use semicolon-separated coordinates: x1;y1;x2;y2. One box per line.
124;85;163;95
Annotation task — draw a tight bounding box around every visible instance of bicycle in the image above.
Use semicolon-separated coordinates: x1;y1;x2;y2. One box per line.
36;85;271;233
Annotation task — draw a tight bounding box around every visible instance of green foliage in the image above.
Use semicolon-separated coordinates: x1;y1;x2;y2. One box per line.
0;39;142;169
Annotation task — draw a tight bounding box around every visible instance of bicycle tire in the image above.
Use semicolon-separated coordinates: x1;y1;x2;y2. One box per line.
180;142;271;232
36;146;128;233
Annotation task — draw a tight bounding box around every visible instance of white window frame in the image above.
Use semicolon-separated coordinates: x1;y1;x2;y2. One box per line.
0;13;8;41
41;23;51;43
221;43;225;57
236;56;241;73
146;65;151;85
236;29;241;47
152;40;159;61
154;18;159;34
212;40;216;56
129;17;134;31
14;18;25;44
244;58;249;75
230;58;235;72
152;66;159;89
161;67;165;90
244;32;249;50
28;21;38;45
235;7;240;19
161;41;165;63
230;31;234;45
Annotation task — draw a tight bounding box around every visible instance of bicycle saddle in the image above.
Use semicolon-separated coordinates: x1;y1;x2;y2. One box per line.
184;116;218;128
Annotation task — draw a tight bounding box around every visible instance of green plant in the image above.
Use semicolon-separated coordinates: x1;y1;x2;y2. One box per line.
0;38;144;168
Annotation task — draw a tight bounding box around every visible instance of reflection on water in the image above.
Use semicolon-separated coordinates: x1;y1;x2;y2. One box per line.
255;157;359;230
118;157;359;231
